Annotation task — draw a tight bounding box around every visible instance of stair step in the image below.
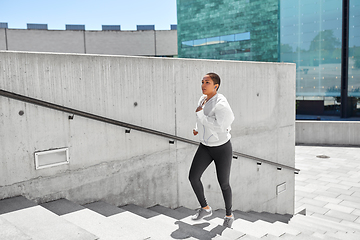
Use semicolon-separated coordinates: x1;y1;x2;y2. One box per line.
282;232;323;240
176;207;247;239
0;196;37;215
252;219;286;237
236;234;260;239
42;199;145;240
148;204;189;220
233;210;261;222
312;231;340;240
0;197;97;240
40;198;85;215
260;234;282;239
122;204;219;239
64;208;146;239
87;201;182;240
292;213;359;234
121;203;160;219
0;216;32;240
247;211;292;224
272;221;301;236
275;233;300;239
289;220;327;235
325;231;360;240
284;222;323;238
231;217;268;238
84;200;126;217
149;205;225;239
290;215;335;234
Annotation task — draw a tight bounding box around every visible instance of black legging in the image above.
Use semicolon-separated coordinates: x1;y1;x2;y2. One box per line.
189;140;233;216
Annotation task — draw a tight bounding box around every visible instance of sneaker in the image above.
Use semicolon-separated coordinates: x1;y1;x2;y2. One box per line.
223;214;234;228
191;207;212;220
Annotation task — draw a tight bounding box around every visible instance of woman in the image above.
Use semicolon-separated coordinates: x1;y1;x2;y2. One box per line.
189;72;235;228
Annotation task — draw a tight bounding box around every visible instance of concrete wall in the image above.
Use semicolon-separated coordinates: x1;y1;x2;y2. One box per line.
1;29;177;56
0;29;6;50
7;29;85;53
0;51;296;214
296;121;360;146
155;30;178;56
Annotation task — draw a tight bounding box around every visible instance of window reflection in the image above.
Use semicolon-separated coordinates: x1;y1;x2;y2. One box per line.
194;39;207;46
235;32;251;41
281;0;360;116
182;40;194;48
207;36;220;45
181;32;250;48
220;34;235;43
280;0;342;98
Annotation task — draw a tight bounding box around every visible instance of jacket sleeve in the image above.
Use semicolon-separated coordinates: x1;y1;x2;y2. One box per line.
196;102;234;132
194;122;198;132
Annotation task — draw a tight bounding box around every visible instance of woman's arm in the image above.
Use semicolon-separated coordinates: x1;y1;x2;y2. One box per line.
196;102;234;132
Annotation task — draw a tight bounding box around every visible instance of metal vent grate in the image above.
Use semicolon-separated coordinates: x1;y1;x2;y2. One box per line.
0;22;8;29
27;23;48;30
102;25;121;31
137;25;155;31
35;148;69;170
276;182;286;195
66;24;85;30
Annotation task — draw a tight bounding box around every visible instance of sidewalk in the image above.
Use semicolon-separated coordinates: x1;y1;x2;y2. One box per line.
295;145;360;229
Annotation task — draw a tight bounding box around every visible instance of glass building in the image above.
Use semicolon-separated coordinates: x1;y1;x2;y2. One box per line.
177;0;360;117
177;0;279;62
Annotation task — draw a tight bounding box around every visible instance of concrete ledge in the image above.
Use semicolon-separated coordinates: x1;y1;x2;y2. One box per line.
296;121;360;146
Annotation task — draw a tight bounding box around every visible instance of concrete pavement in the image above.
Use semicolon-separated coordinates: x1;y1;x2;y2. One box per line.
295;145;360;230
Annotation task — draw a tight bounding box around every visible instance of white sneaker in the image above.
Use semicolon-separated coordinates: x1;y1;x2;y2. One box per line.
191;207;212;220
223;214;234;228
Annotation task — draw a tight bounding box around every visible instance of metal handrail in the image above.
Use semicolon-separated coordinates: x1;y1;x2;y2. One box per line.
0;89;300;173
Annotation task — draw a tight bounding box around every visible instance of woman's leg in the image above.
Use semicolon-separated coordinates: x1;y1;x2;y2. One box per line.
189;144;213;208
211;141;233;216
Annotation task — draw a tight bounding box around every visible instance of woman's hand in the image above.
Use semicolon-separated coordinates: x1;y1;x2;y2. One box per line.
193;129;198;136
196;106;203;112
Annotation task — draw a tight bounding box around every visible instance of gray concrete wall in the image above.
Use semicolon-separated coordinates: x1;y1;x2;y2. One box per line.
1;29;177;56
155;30;178;56
7;29;85;53
0;29;6;50
0;51;296;214
85;30;156;56
296;121;360;146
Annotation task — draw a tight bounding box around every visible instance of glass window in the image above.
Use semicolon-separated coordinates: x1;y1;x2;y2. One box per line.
280;0;342;102
194;38;207;46
235;32;251;41
348;1;360;115
207;36;220;45
220;34;235;43
182;40;194;48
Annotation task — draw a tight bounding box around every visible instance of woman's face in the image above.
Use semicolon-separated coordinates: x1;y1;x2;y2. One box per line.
202;75;218;96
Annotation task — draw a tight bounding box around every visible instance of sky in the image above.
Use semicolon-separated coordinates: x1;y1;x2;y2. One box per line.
1;0;177;31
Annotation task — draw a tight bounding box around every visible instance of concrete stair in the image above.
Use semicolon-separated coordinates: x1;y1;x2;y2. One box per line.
0;196;359;240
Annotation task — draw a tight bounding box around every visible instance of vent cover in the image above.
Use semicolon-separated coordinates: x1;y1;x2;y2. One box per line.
35;148;69;170
137;25;155;31
102;25;121;31
0;22;8;29
276;182;286;195
66;24;85;30
27;23;48;30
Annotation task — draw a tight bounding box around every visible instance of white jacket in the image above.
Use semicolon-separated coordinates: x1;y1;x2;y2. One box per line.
194;93;235;146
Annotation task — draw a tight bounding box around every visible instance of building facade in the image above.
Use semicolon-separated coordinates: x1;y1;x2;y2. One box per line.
0;26;178;58
177;0;278;62
177;0;360;117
